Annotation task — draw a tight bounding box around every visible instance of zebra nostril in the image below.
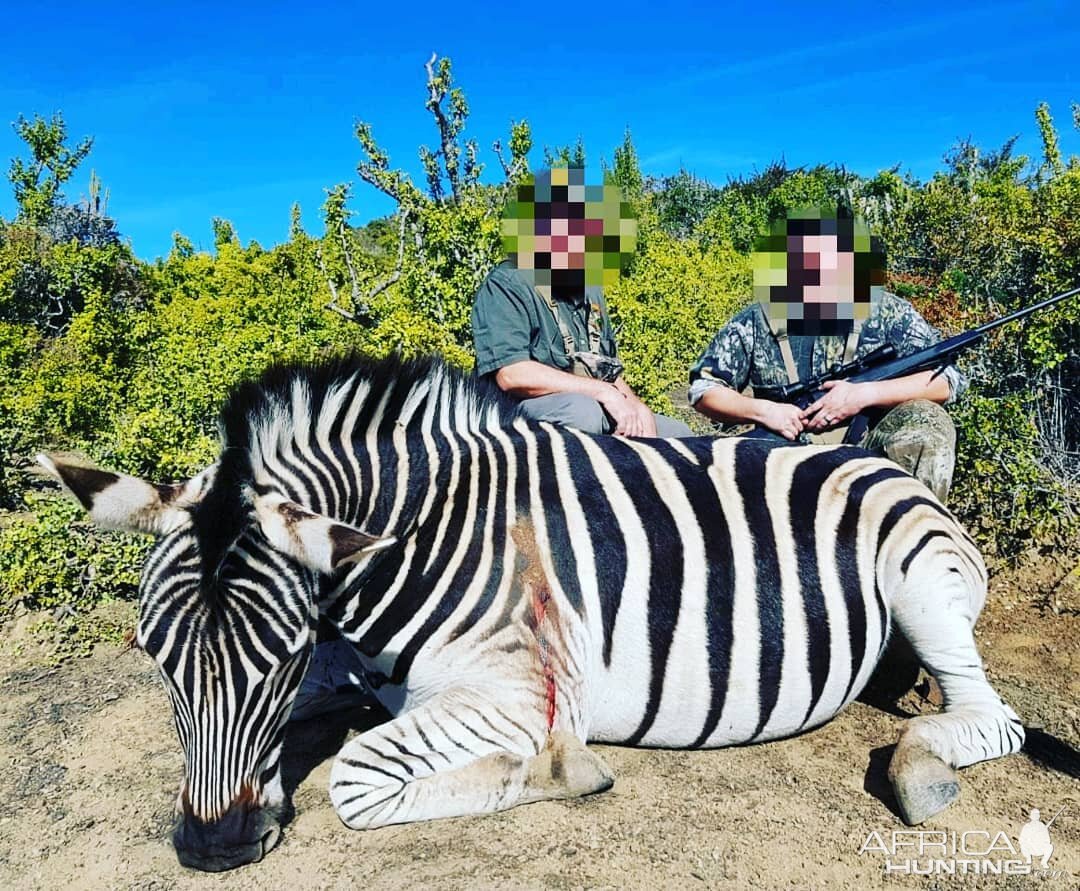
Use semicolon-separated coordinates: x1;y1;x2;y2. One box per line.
260;822;281;859
172;813;275;871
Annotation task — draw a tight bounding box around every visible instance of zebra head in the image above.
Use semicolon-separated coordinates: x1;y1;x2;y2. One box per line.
37;453;394;871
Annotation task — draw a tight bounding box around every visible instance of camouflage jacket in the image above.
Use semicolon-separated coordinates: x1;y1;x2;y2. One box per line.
688;292;968;406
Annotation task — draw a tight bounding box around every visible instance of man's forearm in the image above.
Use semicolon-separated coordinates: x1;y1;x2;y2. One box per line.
693;386;773;424
858;370;951;408
494;360;612;401
613;376;641;401
695;369;950;425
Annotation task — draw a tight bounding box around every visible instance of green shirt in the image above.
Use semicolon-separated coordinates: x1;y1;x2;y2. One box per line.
471;261;618;377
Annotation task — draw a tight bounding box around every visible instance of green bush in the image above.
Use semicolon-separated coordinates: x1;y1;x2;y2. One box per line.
0;493;150;616
951;392;1071;556
608;234;750;410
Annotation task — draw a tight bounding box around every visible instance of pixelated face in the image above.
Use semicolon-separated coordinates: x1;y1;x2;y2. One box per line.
753;208;885;335
791;234;854;303
502;165;637;293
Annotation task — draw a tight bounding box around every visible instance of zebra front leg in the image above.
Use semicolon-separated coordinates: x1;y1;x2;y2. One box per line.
335;732;613;830
888;579;1024;825
328;689;613;829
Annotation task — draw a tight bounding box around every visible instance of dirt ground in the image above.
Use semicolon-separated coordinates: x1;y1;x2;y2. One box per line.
0;565;1077;891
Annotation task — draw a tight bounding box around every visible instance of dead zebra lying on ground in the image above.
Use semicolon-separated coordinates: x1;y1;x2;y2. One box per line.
39;353;1024;872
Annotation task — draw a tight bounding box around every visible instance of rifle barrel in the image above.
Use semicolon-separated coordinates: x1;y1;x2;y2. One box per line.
828;285;1080;388
968;285;1080;338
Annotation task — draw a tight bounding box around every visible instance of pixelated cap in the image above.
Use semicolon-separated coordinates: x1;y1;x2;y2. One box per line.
751;206;885;331
502;165;638;290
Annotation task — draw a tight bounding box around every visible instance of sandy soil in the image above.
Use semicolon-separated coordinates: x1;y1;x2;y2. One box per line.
0;567;1077;891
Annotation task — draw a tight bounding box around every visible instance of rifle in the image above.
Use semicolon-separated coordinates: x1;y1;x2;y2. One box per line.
764;285;1080;445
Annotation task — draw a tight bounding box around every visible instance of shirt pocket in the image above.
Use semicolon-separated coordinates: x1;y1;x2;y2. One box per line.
539;326;574;370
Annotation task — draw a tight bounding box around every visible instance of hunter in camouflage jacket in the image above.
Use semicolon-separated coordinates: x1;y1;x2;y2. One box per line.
688;292;966;503
688;291;967;407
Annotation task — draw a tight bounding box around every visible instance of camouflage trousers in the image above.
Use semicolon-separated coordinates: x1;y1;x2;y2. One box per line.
858;399;957;503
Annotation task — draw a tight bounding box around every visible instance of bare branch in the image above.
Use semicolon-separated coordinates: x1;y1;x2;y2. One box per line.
317;212;411;325
355;121;423;206
356;164;413;205
338;218;366;316
425;52;462;203
419;145;444;202
315;243;356;321
364;211;408;302
324;299;360;322
492;139;511;177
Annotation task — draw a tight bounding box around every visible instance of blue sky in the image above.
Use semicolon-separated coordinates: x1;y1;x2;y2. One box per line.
2;1;1077;260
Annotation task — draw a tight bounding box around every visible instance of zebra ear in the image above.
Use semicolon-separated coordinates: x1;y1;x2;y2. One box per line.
252;493;397;574
35;453;207;536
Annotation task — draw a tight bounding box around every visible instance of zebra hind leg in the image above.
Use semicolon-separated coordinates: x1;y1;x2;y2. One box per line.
328;689;613;830
887;574;1025;825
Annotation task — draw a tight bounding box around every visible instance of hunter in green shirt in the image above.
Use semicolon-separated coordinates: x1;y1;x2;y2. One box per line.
472;165;691;439
473;261;618;377
472;260;691;437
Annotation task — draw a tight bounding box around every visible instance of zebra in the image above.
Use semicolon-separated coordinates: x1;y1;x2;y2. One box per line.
38;353;1024;872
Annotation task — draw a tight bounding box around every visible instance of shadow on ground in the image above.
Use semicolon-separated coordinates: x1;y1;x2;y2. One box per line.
279;701;390;821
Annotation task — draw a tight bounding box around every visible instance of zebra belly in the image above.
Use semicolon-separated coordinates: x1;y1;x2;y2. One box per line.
583;630;876;747
587;660;858;749
582;572;889;749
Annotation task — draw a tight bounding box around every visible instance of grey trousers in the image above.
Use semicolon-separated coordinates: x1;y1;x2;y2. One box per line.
518;392;694;438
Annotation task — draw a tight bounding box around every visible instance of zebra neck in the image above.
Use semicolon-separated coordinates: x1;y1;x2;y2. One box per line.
323;422;496;654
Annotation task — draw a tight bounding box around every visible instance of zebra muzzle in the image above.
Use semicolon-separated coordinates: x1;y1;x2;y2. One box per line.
172;804;283;872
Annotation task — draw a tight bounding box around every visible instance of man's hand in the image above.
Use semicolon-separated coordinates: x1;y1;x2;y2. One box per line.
695;386;806;440
623;392;658;438
801;380;874;432
757;401;807;441
596;385;657;437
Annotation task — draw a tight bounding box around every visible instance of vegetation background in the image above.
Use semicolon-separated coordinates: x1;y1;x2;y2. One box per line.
1;57;1078;657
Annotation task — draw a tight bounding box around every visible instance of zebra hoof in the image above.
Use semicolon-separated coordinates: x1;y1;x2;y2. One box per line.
888;743;960;825
529;731;614;799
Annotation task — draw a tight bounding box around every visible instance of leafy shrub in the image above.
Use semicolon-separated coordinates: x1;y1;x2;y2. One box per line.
0;493;150;616
608;234;750;410
951;392;1071;556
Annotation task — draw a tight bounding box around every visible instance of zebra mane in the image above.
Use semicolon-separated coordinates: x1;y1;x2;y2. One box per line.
218;352;521;449
189;353;520;594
